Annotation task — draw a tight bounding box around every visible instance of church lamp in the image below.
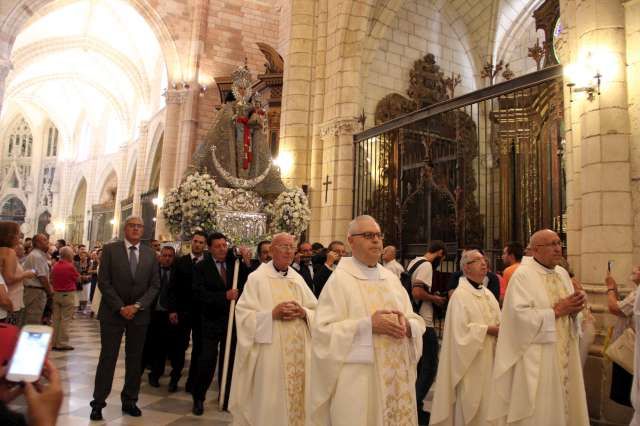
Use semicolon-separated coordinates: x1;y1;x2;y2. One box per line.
152;196;163;207
273;151;294;177
564;49;617;103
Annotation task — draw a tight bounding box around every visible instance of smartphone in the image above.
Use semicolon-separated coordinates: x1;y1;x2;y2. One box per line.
6;325;52;382
608;260;614;272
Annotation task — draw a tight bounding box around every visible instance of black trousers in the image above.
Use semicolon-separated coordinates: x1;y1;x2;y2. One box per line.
415;327;439;412
192;329;237;410
91;319;148;408
142;311;191;382
185;314;201;389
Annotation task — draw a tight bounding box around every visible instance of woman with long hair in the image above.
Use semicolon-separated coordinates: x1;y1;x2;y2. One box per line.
0;221;36;324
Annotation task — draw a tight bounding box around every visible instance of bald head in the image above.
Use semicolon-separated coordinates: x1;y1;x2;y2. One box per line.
529;229;563;268
59;246;74;261
382;245;396;263
271;233;296;270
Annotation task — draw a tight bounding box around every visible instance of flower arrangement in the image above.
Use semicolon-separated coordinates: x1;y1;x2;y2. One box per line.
162;172;220;238
269;187;311;237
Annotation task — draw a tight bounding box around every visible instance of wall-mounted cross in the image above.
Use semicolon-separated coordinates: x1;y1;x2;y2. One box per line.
322;175;332;203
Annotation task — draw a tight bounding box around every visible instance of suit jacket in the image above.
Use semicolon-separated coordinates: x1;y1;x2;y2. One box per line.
194;250;249;336
97;241;160;325
312;264;333;298
292;262;314;293
168;254;199;315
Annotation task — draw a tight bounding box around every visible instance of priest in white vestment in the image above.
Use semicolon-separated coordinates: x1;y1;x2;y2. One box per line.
311;215;426;426
229;233;318;426
430;249;500;426
488;229;589;426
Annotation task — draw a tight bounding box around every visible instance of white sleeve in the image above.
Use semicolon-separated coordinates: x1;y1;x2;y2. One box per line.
413;262;433;289
254;310;273;343
531;308;556;343
345;317;374;363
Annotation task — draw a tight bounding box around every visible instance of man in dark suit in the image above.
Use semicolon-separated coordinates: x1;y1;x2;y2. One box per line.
191;232;249;415
142;245;176;388
247;239;271;272
167;231;207;393
312;240;345;297
292;241;314;293
90;216;160;420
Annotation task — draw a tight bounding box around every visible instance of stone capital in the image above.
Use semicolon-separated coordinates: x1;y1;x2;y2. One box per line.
166;89;187;105
319;118;360;139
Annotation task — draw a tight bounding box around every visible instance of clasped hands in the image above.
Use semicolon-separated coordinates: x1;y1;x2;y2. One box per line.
119;304;139;320
372;310;411;339
272;301;306;321
553;291;586;317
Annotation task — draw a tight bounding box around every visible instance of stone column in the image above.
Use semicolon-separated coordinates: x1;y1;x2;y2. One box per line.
112;146;129;239
155;89;184;240
279;0;317;186
132;121;149;216
172;88;199;183
574;0;632;287
0;57;11;118
317;119;358;243
625;0;640;263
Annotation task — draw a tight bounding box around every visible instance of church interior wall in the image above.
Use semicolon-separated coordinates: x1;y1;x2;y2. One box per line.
363;0;477;123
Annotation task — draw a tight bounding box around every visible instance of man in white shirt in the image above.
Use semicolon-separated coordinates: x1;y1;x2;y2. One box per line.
23;234;53;325
381;245;404;278
407;240;446;424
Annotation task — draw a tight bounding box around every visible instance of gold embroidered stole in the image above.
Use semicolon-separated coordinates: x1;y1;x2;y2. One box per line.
541;271;573;422
358;279;417;426
270;277;306;426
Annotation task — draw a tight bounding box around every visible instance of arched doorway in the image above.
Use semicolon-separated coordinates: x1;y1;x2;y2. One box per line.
0;197;26;224
67;178;87;243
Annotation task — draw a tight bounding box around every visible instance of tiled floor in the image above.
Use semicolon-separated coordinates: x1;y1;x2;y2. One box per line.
10;317;232;426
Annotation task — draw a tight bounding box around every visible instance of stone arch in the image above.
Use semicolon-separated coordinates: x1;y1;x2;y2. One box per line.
1;0;183;81
94;166;119;205
145;124;164;190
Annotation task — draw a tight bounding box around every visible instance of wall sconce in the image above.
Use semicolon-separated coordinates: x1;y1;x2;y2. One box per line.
152;196;163;207
273;151;294;177
109;218;116;226
152;217;157;222
199;85;207;96
564;50;614;102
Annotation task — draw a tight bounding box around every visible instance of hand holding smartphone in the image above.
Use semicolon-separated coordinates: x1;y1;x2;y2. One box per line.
6;325;52;383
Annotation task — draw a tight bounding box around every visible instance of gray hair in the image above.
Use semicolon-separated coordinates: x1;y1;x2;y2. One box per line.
124;215;144;226
59;246;74;260
459;249;482;272
271;232;295;245
347;215;378;236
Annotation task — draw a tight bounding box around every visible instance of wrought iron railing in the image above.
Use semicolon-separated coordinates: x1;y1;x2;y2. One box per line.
353;65;565;270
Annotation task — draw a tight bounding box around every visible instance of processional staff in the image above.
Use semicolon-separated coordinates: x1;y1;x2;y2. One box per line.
219;248;241;410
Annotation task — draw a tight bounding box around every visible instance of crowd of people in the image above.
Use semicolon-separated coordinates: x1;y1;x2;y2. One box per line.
0;214;639;425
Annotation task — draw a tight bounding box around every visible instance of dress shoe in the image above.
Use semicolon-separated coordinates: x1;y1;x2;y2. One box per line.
148;374;160;387
192;400;204;416
89;407;103;421
122;404;142;417
168;380;178;393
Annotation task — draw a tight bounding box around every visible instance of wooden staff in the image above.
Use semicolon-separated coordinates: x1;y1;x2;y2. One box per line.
219;256;240;410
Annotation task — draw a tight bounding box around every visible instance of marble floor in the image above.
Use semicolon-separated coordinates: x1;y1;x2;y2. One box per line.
9;317;232;426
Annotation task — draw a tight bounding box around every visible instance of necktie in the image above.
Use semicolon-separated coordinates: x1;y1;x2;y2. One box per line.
219;262;227;284
129;246;138;276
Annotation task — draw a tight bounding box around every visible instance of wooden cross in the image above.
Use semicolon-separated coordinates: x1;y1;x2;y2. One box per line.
322;175;332;203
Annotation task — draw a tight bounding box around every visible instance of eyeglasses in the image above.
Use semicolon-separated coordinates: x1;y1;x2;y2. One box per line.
535;241;562;248
351;232;384;240
126;224;144;229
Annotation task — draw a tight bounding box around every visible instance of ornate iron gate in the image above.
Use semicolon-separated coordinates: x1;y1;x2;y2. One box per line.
353;65;565;268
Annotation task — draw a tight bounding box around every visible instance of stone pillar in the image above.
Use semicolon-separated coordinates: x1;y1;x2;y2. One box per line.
132;121;149;216
279;0;317;186
575;0;632;288
173;88;199;183
155;89;184;240
317;119;358;243
112;146;129;239
626;0;640;264
0;57;11;118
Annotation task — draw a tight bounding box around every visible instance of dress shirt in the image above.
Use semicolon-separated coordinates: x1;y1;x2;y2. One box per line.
124;239;140;263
